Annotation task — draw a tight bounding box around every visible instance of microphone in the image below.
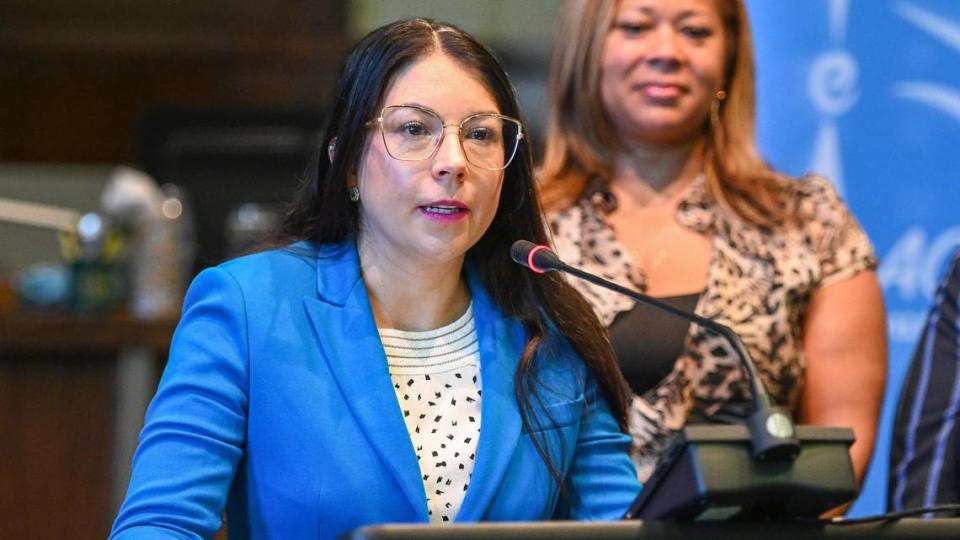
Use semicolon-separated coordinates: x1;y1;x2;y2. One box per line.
511;240;800;462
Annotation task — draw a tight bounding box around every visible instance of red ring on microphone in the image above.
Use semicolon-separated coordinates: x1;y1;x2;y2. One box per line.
527;245;549;274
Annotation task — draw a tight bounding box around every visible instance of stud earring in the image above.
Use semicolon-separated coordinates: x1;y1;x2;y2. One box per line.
348;186;360;202
710;90;727;129
327;137;337;164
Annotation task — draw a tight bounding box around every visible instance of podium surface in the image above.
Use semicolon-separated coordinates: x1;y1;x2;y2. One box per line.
347;519;960;540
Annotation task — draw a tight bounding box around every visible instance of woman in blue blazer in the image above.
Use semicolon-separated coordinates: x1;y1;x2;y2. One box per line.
111;18;639;540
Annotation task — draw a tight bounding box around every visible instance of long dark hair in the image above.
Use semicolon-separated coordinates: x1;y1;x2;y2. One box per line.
279;18;629;489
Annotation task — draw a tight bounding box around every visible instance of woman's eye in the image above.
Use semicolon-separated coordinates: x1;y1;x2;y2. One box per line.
399;122;430;136
614;21;652;36
682;26;714;39
466;127;496;142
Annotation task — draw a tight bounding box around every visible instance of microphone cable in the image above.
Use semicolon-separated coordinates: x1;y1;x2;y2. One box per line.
824;503;960;525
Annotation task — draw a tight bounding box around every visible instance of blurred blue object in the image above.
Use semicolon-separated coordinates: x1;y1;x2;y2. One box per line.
14;263;71;307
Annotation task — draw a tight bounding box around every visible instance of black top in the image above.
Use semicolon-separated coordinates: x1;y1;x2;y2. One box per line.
609;292;702;396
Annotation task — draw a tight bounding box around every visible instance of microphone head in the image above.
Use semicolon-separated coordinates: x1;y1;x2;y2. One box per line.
510;240;561;273
510;240;537;266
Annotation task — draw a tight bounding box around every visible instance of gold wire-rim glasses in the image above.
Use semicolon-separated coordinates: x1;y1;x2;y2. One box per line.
369;105;524;171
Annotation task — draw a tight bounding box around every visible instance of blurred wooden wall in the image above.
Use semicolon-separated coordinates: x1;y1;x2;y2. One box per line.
0;2;348;539
0;0;349;164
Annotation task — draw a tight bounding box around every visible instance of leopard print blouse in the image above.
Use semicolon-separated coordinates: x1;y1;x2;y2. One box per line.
547;174;878;481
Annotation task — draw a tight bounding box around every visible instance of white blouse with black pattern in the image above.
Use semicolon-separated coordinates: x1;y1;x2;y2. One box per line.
380;304;482;524
547;174;878;481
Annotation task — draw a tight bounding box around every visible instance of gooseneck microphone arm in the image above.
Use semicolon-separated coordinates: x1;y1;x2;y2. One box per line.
511;240;800;462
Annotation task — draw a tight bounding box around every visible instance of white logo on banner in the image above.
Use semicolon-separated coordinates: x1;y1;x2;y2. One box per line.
807;0;856;197
892;1;960;119
880;2;960;344
881;226;960;343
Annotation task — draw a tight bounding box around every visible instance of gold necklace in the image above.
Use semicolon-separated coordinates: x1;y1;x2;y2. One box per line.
632;246;669;276
625;218;676;277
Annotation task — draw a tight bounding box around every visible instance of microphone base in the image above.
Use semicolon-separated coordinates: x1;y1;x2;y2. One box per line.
624;424;856;521
747;406;801;462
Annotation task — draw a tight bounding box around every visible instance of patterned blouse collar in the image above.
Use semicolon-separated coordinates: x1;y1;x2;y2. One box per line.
551;174;713;326
580;173;782;263
581;173;717;235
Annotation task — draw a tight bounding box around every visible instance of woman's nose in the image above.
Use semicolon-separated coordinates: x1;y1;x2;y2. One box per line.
432;126;468;182
646;26;685;68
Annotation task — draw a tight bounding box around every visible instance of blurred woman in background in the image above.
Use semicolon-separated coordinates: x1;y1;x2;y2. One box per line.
539;0;886;484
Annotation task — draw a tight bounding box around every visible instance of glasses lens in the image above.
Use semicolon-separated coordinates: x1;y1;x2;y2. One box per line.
461;115;521;170
380;106;442;160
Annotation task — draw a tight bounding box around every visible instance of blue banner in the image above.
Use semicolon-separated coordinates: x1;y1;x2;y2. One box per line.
746;0;960;515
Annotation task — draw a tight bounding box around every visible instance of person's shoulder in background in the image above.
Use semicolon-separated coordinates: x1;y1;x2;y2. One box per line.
888;250;960;512
786;174;879;286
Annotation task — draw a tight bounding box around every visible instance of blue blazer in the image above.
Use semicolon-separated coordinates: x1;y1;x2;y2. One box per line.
111;239;639;539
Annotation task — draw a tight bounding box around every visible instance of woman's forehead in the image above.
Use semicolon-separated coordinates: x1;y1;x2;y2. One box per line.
380;52;500;116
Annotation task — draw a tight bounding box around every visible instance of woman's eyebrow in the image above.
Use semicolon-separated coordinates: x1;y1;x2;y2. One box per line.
384;102;501;118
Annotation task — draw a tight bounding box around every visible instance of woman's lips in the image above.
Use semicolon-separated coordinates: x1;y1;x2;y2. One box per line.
638;83;686;100
419;201;469;222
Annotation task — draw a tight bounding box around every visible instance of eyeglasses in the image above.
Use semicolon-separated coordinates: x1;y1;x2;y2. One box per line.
371;105;524;171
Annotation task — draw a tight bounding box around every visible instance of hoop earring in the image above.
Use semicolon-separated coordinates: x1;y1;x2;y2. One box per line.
348;186;360;203
710;90;727;129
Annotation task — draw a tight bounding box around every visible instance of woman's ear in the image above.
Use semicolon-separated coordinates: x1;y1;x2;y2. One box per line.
327;137;338;163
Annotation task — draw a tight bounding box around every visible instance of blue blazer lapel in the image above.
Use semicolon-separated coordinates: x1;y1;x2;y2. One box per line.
456;266;524;521
301;240;428;521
